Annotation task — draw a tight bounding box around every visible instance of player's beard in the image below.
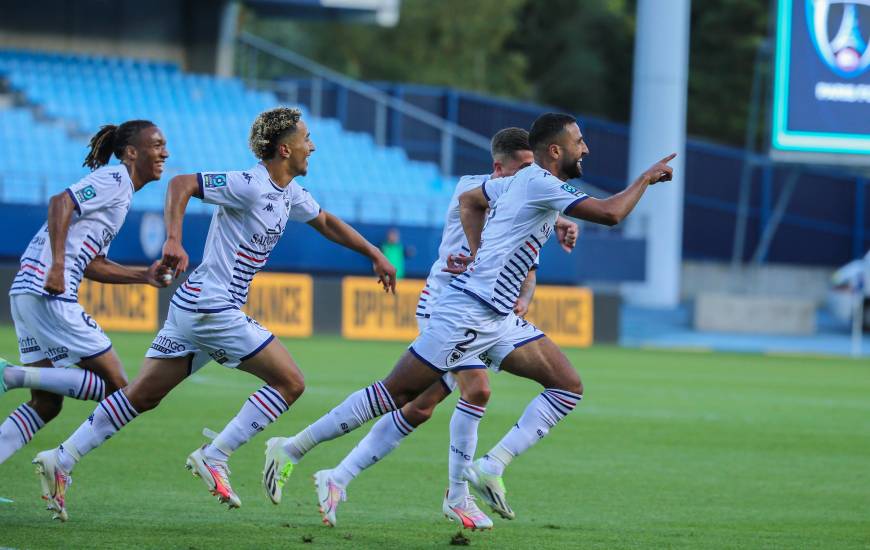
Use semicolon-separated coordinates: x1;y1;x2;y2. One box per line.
563;155;582;179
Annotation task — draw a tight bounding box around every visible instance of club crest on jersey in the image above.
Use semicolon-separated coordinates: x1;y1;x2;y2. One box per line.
75;185;97;204
446;349;464;368
561;183;583;196
203;173;227;189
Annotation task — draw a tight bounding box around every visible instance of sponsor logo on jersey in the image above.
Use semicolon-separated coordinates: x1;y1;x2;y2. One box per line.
18;336;40;354
75;185;97;204
150;335;187;354
561;183;583;196
203;173;227;189
265;192;282;201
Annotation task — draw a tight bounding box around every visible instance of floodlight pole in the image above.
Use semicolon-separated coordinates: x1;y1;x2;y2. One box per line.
623;0;691;307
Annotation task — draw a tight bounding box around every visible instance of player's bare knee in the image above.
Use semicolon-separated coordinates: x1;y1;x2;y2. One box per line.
28;394;63;422
103;372;128;394
556;370;583;396
461;383;490;406
402;402;434;426
274;373;305;404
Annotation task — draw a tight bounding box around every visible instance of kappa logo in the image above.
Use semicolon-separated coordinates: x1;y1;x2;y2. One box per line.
203;173;227;189
75;185;97;204
110;171;122;184
242;172;253;184
263;203;274;212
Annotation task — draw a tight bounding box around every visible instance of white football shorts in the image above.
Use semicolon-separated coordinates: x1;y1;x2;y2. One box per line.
410;288;545;374
415;305;544;392
145;305;274;373
10;293;113;367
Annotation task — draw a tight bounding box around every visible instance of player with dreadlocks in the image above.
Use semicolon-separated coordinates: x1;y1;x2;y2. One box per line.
0;120;172;472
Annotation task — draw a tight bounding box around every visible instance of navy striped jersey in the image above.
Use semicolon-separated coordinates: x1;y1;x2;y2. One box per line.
449;163;587;315
10;165;133;303
416;174;490;319
170;163;320;313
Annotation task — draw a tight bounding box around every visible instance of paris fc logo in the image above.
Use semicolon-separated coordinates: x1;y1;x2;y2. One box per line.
807;0;870;78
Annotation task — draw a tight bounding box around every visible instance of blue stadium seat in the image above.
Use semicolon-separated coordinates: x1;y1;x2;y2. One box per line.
0;48;454;225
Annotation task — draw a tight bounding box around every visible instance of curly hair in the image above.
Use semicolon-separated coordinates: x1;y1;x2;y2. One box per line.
249;107;303;160
83;120;156;170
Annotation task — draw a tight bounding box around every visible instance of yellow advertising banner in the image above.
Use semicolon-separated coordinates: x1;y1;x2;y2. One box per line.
342;276;425;340
341;277;593;347
77;280;158;332
243;272;313;338
524;286;594;348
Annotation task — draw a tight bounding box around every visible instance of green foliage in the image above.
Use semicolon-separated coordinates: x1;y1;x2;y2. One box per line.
1;330;868;548
245;0;773;146
246;0;530;98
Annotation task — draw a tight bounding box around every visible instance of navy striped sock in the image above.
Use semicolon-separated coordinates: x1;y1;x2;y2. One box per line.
207;386;290;461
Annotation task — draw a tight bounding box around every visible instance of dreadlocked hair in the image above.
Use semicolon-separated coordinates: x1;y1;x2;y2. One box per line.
83;120;155;170
249;107;303;160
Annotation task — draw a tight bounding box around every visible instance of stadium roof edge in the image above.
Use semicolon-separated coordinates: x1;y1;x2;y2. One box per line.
244;0;400;26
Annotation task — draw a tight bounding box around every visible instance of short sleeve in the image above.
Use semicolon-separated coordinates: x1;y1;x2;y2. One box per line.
481;176;510;207
287;184;321;223
529;174;589;214
66;172;125;216
196;171;259;209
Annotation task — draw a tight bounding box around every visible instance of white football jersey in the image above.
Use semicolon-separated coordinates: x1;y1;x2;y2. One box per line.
415;174;489;319
170;163;320;313
9;165;134;302
449;163;587;315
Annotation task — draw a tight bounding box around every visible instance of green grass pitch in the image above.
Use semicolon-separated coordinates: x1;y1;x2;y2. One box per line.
0;328;868;549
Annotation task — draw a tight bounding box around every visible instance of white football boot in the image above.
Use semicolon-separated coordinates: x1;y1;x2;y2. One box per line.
313;469;346;527
32;449;71;522
185;445;241;509
465;459;515;519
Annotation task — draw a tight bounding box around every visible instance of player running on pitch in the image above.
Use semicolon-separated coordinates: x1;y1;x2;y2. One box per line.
262;112;674;530
451;113;675;522
31;107;396;521
0;121;171;467
300;128;578;527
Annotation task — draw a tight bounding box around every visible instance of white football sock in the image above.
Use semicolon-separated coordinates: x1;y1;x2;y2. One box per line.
57;390;139;471
284;381;396;463
204;386;289;462
0;403;45;464
332;409;415;487
3;366;105;401
447;398;486;501
481;388;582;476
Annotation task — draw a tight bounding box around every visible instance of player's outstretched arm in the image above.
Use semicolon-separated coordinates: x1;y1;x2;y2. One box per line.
565;153;676;226
160;174;198;277
307;210;396;294
84;257;172;288
43;191;77;295
458;186;490;256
